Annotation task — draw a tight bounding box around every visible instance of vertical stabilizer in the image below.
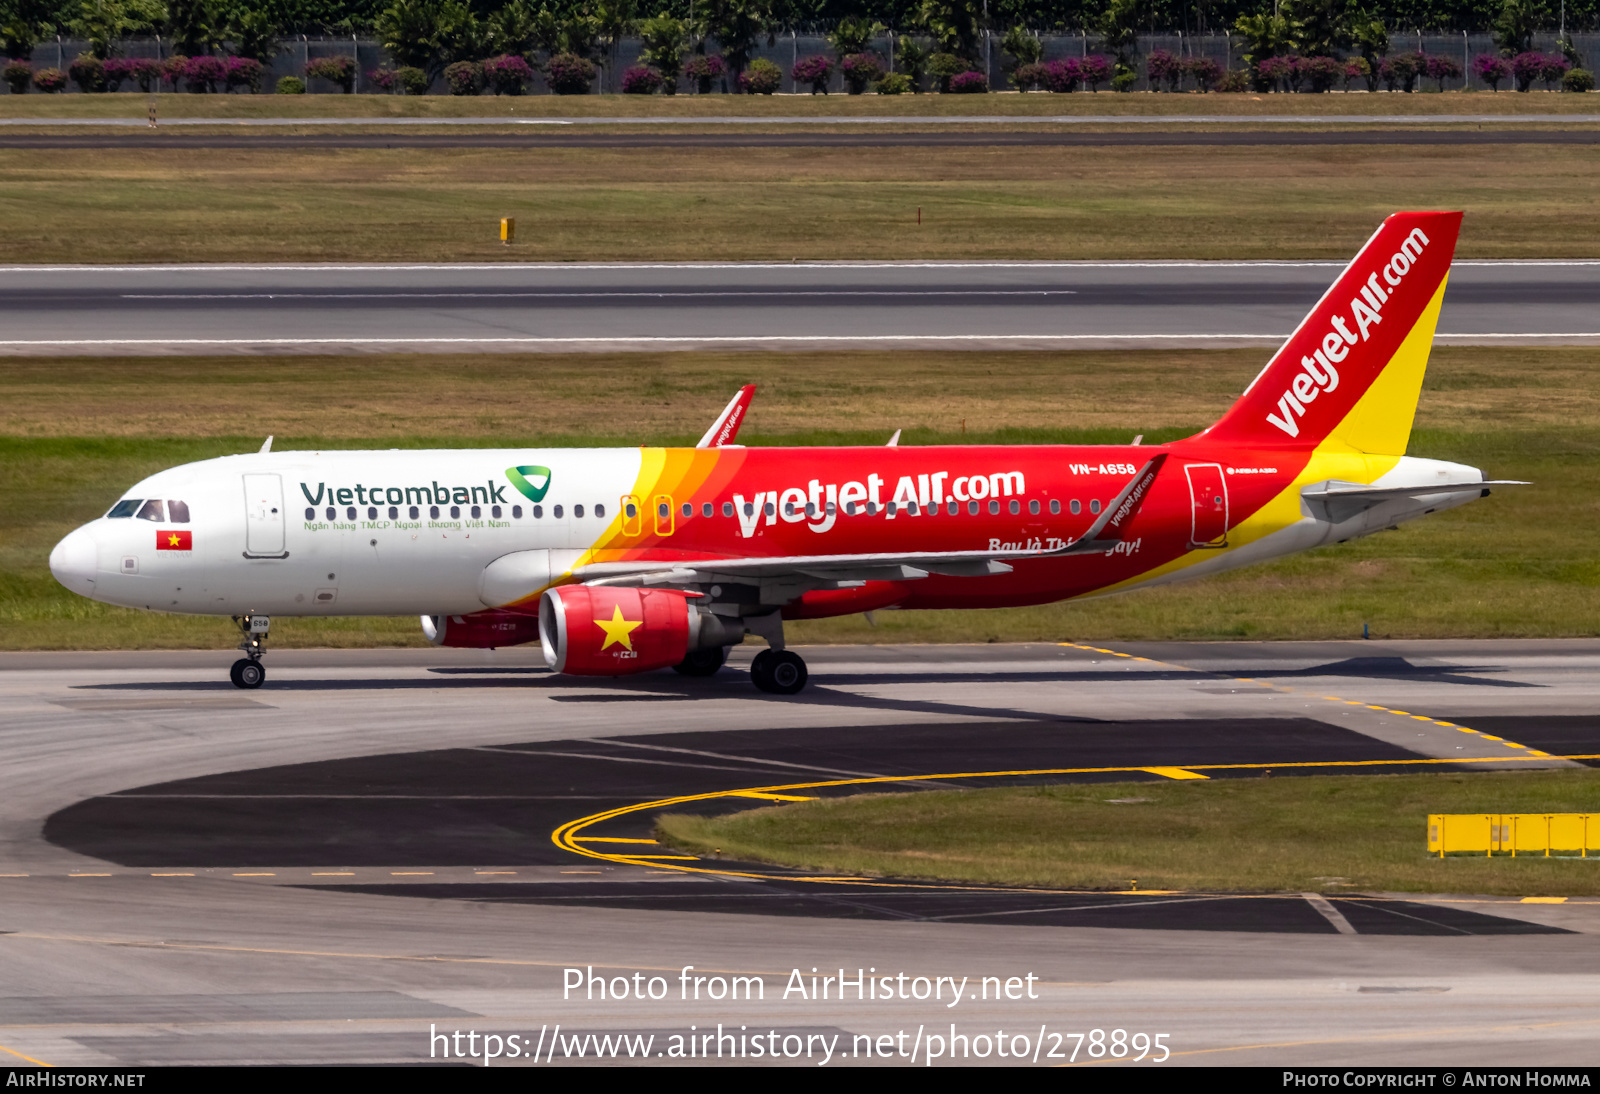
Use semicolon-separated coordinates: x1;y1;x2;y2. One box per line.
1202;211;1462;456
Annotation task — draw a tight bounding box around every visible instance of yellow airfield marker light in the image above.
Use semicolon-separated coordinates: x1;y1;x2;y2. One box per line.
500;217;515;245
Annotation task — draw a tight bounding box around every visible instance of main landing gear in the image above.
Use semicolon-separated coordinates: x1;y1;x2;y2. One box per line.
750;648;808;695
672;645;728;677
229;613;269;689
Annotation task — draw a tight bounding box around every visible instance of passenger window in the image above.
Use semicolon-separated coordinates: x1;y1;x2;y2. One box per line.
1029;499;1040;515
826;502;836;515
429;506;439;519
136;500;165;522
410;506;420;519
390;506;399;519
845;502;856;515
1070;500;1081;515
595;504;605;519
1050;499;1060;515
764;502;775;517
968;500;979;515
743;502;754;517
107;499;141;518
988;500;1000;515
450;505;460;518
625;502;637;519
784;501;795;517
907;501;918;515
534;505;544;519
866;502;877;515
723;502;733;517
327;507;337;520
348;507;357;520
491;505;501;518
512;505;522;518
1009;500;1020;515
947;500;958;515
886;502;897;516
703;502;714;518
305;507;315;520
682;503;692;518
368;507;378;519
805;502;816;517
574;504;584;519
1090;500;1102;514
470;505;480;518
553;505;564;519
167;500;191;523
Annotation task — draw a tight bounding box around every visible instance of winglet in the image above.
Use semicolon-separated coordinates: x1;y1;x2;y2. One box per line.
1057;454;1166;555
259;436;273;453
696;385;757;448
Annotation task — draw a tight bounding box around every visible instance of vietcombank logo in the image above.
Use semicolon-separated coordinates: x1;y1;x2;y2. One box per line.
507;465;552;503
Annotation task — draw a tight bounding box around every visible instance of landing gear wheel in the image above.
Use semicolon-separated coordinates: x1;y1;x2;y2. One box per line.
673;646;727;677
750;649;807;695
231;658;265;689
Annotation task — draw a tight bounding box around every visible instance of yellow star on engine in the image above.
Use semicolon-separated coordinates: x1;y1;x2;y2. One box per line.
594;605;643;651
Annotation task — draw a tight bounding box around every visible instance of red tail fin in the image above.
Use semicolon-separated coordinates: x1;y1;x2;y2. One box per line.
1202;212;1462;453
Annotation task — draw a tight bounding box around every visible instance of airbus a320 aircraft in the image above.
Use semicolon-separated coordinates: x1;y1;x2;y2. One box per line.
51;212;1517;694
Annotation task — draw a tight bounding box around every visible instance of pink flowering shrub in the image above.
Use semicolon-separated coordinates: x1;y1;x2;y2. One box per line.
444;59;484;95
738;57;782;94
791;54;831;93
947;69;988;93
1255;54;1291;91
840;51;883;94
366;67;398;92
1079;53;1111;91
1146;48;1181;91
483;54;534;95
1186;56;1222;91
683;53;725;93
4;58;30;94
226;56;262;93
622;65;662;93
1473;53;1510;90
1040;57;1080;92
182;54;227;93
1011;61;1047;90
31;66;65;92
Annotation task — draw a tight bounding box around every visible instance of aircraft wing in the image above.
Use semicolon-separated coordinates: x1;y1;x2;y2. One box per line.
696;385;757;448
576;456;1166;591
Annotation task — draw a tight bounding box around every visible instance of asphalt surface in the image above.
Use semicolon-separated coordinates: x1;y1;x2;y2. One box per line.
2;261;1596;354
3;641;1600;1066
6;128;1600;149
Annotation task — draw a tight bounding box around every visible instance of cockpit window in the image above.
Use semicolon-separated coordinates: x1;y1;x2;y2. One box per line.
167;500;191;523
135;499;165;522
106;499;141;518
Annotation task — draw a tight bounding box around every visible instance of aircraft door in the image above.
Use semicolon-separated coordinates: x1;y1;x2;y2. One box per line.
242;473;288;558
1184;463;1228;548
653;494;675;536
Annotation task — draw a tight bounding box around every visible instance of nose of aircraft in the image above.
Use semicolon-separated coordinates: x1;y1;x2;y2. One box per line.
50;525;99;597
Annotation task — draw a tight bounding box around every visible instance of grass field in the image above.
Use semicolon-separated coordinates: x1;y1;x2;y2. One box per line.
2;140;1597;262
654;769;1600;896
3;347;1596;650
1;89;1594;120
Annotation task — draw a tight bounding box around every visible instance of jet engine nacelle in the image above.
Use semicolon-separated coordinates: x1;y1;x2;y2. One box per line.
539;585;743;676
421;609;541;649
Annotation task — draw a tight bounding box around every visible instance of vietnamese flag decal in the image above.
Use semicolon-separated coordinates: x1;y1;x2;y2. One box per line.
157;529;192;551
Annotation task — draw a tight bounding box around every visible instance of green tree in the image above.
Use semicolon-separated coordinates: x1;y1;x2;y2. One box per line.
1282;0;1347;56
828;13;882;55
68;0;164;59
1350;15;1387;88
915;0;982;61
377;0;477;77
695;0;772;83
998;23;1041;73
593;0;635;89
1234;11;1290;66
484;0;540;56
225;3;280;64
638;9;688;84
166;0;227;55
1491;0;1549;53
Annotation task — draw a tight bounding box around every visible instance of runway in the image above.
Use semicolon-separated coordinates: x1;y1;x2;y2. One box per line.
1;261;1597;355
3;641;1599;1066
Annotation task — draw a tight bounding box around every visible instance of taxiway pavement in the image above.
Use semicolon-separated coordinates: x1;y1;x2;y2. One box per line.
0;261;1596;355
2;641;1598;1066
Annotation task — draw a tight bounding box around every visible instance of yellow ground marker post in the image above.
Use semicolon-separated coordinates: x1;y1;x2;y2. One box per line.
500;217;515;245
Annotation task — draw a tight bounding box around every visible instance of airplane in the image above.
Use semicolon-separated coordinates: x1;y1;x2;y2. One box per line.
50;211;1519;694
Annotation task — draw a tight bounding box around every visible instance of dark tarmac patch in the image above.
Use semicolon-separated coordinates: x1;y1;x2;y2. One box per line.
1432;715;1600;766
2;128;1598;150
304;880;1567;936
47;717;1432;868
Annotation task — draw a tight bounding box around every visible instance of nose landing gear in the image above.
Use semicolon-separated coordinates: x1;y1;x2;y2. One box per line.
230;613;270;689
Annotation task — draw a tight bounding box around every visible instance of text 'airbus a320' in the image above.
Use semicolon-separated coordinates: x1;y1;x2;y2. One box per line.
51;212;1517;694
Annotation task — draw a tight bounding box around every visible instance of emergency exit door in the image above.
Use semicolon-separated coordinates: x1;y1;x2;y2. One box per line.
1184;463;1228;549
242;473;288;558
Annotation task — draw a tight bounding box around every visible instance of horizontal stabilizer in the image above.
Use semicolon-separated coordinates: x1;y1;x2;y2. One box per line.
1302;478;1526;524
